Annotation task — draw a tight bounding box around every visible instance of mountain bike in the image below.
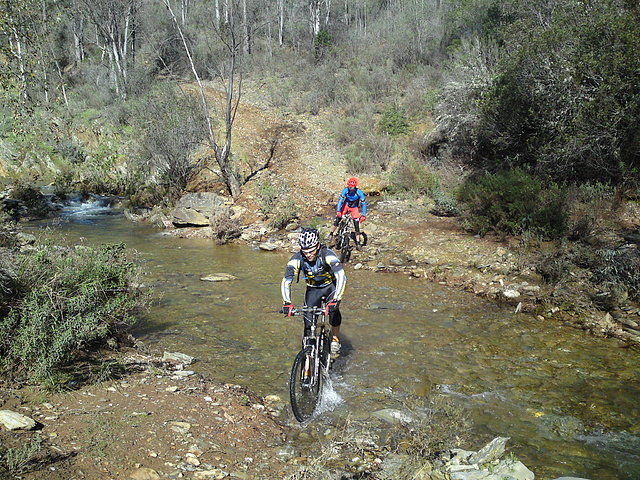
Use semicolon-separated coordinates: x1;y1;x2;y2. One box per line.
289;301;333;422
334;213;367;264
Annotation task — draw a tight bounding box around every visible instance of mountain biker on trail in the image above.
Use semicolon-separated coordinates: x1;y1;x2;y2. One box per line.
281;227;346;356
328;177;367;248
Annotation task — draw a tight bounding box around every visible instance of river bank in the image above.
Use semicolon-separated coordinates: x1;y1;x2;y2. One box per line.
0;348;564;480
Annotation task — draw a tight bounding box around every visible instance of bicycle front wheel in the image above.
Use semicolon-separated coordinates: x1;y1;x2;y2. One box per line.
289;349;323;422
340;243;352;263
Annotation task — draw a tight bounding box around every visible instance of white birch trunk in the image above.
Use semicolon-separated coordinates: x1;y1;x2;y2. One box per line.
309;0;320;37
242;0;250;54
278;0;285;46
324;0;330;27
10;31;28;100
181;0;188;24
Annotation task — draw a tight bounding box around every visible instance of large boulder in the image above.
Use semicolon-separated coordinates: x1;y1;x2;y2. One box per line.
171;192;227;227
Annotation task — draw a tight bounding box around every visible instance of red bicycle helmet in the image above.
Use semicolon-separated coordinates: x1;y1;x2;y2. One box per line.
347;177;358;188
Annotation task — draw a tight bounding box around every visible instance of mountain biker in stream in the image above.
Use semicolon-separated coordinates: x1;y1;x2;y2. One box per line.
327;177;367;249
281;227;346;356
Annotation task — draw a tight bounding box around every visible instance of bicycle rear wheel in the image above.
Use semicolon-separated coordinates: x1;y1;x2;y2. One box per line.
289;349;323;422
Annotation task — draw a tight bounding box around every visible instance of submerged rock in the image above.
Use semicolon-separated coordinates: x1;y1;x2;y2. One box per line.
200;273;239;282
368;302;403;310
371;408;413;424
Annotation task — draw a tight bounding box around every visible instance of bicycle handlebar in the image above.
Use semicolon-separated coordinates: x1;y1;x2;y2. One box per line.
290;305;325;316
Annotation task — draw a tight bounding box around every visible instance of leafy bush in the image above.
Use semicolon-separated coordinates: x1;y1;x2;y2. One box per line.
431;189;460;217
379;104;410;136
268;198;297;230
0;242;149;386
472;1;640;186
457;168;567;239
314;30;333;61
54;139;86;164
388;156;439;195
565;182;615;241
343;135;394;174
256;179;286;216
75;142;128;195
0;435;44;477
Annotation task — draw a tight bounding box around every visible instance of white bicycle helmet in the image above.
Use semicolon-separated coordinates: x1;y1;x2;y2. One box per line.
298;228;320;249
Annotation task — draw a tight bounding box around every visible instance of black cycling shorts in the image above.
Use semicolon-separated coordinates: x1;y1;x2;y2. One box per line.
303;284;341;335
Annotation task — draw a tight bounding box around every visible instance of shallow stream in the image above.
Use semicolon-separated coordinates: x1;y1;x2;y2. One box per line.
29;201;640;479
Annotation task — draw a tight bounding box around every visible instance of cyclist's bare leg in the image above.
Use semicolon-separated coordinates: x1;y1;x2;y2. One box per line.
327;216;340;242
331;325;340;339
353;217;364;245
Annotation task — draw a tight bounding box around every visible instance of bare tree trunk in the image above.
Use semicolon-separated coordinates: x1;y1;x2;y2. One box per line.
324;0;330;27
242;0;251;54
39;49;49;104
164;0;241;198
80;0;139;100
343;0;349;26
51;53;69;106
10;31;28;100
215;0;220;24
278;0;285;46
309;0;320;38
181;0;189;24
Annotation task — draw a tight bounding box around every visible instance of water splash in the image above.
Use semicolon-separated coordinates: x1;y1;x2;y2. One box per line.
315;374;343;416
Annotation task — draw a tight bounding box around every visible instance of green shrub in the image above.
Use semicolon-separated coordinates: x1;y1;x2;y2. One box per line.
0;435;44;476
379;104;410;136
388;156;439;195
54;139;86;164
343;144;369;174
0;242;149;386
268;198;297;230
431;189;460;217
256;179;286;216
74;142;129;195
457;168;567;239
314;30;333;61
343;135;394;174
471;2;640;186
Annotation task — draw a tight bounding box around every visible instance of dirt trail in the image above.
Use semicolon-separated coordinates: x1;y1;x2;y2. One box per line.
0;352;297;480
